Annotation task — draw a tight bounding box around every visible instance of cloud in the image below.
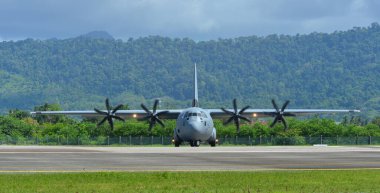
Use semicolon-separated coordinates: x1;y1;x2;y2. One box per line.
0;0;379;40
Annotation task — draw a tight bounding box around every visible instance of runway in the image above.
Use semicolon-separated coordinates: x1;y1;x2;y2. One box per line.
0;145;379;172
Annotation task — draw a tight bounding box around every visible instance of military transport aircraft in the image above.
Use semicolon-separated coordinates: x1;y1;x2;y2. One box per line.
31;64;360;147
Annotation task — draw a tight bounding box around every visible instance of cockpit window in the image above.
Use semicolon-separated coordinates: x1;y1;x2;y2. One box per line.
189;113;200;117
185;112;205;118
200;111;207;118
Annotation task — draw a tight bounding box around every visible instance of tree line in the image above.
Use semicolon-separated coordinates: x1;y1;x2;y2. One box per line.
1;104;379;141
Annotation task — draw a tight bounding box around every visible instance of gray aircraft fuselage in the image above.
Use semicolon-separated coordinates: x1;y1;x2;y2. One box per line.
174;107;216;146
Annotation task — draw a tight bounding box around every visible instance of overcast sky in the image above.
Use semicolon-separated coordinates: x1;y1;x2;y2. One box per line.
0;0;379;41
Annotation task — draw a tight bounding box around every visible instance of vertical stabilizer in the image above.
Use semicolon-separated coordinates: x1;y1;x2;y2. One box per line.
192;63;199;107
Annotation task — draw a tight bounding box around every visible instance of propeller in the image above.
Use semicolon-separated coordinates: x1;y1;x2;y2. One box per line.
267;99;296;130
94;98;125;130
221;99;251;133
139;99;169;131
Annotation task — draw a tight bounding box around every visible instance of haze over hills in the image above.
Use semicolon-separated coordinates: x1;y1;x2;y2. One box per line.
0;23;379;117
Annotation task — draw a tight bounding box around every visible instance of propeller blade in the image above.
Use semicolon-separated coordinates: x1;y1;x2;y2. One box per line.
140;99;167;130
112;115;125;122
238;115;251;123
148;121;155;131
222;99;251;133
282;118;288;130
156;118;165;127
269;100;292;130
221;108;234;115
224;116;234;125
238;105;250;114
281;100;290;112
140;103;151;114
233;98;237;113
112;104;123;114
96;98;126;129
105;98;110;112
97;117;107;126
270;118;277;128
107;117;114;130
272;99;279;112
94;108;108;115
234;118;240;133
153;99;159;114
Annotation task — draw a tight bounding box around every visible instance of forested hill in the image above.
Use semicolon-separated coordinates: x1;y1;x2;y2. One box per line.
0;23;379;117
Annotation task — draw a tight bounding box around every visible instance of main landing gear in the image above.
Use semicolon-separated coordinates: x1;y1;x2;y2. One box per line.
209;139;218;147
173;139;218;147
172;139;181;147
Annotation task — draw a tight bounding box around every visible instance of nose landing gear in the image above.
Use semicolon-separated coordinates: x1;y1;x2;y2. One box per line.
190;140;200;147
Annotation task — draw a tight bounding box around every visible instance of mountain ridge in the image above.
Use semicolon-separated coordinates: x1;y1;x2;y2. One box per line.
0;23;379;117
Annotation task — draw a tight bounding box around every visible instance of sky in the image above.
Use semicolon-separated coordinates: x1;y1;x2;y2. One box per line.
0;0;379;41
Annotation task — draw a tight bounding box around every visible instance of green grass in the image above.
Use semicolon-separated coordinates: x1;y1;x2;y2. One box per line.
1;170;379;193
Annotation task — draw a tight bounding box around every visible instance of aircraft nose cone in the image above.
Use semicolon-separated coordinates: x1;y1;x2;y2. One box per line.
187;120;206;139
188;121;200;131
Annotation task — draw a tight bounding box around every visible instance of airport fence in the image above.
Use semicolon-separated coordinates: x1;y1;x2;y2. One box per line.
0;135;379;146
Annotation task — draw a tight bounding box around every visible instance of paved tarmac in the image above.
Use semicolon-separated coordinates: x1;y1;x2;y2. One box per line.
0;145;379;172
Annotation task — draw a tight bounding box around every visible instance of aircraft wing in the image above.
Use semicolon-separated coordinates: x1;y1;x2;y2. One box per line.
207;109;360;119
31;109;183;119
32;108;360;120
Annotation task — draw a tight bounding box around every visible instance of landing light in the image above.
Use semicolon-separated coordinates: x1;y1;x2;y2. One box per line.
133;114;137;118
252;113;257;117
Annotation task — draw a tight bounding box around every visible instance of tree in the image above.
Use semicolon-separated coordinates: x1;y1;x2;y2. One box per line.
8;109;30;119
371;117;380;127
33;103;74;124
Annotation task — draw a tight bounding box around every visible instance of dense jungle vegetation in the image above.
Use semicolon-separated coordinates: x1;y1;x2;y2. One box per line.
1;106;380;141
0;23;379;118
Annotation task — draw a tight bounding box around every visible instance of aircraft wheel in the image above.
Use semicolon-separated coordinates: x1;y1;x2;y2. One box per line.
209;141;216;147
190;141;199;147
174;140;181;147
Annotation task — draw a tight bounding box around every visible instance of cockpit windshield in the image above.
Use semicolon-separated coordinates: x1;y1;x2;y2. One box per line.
184;111;207;118
189;112;201;117
184;112;201;118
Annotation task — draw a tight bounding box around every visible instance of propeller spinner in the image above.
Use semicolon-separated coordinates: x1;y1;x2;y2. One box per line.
221;99;251;133
139;99;169;131
94;98;125;130
267;99;296;130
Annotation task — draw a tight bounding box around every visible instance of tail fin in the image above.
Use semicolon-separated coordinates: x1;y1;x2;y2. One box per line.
192;63;199;107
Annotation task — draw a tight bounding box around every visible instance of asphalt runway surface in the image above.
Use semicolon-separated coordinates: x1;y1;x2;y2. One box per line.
0;145;379;172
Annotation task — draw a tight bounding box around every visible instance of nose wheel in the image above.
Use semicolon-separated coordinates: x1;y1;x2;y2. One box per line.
190;140;200;147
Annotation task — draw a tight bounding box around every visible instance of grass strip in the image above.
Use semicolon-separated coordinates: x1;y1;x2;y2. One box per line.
0;170;379;193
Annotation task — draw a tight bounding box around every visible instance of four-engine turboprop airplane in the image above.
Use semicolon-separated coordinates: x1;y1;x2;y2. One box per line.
31;64;360;147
